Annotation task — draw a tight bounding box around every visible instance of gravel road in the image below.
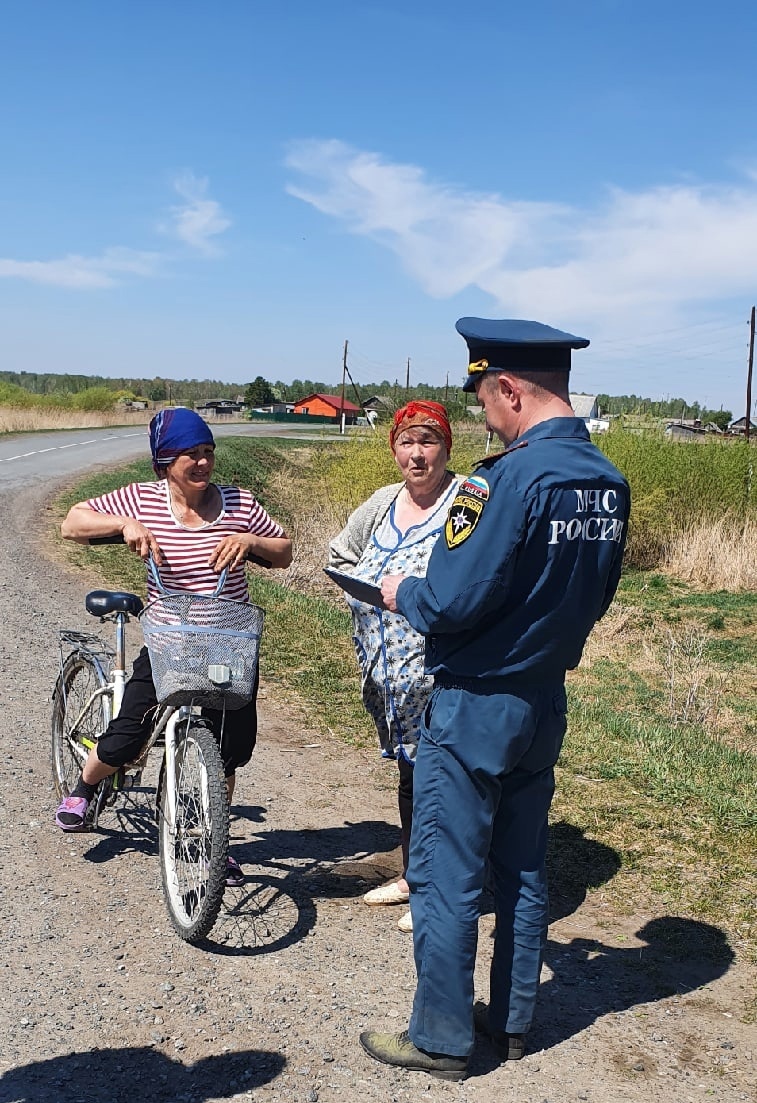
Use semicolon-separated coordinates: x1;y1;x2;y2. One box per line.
0;445;754;1103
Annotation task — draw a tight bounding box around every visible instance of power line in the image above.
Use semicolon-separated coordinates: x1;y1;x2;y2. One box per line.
598;318;742;353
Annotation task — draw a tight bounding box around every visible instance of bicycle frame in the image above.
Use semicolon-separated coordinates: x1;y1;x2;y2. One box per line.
54;545;241;942
57;611;205;838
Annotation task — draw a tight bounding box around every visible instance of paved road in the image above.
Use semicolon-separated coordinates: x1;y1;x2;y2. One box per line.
0;422;334;488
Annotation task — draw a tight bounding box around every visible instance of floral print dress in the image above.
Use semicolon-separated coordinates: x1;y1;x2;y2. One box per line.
347;480;458;763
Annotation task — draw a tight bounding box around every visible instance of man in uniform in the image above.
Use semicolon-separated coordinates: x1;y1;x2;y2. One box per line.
360;317;630;1081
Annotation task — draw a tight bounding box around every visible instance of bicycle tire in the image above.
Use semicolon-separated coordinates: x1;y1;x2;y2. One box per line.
51;651;112;802
158;716;229;943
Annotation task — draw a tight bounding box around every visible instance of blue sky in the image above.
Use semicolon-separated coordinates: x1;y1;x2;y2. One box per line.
2;1;756;416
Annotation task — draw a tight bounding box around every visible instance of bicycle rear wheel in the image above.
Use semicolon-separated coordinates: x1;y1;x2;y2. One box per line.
51;652;112;801
158;717;229;943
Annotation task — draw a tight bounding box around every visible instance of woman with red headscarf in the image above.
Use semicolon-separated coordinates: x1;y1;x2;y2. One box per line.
328;401;460;932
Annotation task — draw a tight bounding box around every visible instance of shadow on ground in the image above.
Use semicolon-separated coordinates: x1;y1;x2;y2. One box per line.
204;810;403;956
471;915;735;1075
469;821;735;1069
0;1046;285;1103
546;820;622;923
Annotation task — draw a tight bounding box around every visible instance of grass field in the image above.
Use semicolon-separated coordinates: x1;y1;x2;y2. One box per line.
53;433;757;974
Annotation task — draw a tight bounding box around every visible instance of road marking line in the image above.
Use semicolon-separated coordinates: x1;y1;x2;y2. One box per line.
0;431;146;463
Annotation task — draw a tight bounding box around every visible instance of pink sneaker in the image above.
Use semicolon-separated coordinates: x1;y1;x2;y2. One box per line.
55;795;89;831
225;855;245;887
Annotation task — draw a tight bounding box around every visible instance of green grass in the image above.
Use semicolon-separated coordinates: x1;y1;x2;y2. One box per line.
52;435;757;968
595;431;757;568
247;576;374;746
566;695;755;827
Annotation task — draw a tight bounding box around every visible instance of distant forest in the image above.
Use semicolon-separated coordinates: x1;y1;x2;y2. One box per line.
0;371;244;405
0;369;733;426
0;369;475;415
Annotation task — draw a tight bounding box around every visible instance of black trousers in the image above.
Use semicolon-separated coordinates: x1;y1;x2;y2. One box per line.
95;647;258;777
397;753;414;876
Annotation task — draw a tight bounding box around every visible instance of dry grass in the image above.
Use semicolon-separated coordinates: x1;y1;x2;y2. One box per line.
266;457;347;601
663;516;757;591
269;423;492;601
0;407;152;433
581;601;645;665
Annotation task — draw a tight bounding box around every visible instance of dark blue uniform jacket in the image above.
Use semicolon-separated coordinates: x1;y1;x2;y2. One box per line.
397;418;630;688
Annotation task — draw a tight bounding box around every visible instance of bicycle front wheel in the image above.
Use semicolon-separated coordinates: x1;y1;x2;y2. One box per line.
158;717;229;943
52;652;112;801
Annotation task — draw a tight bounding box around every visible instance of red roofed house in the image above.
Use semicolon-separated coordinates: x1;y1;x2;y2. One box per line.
292;393;362;422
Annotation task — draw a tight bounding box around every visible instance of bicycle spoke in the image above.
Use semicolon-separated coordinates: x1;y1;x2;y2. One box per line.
173;741;212;908
158;719;228;943
51;653;111;801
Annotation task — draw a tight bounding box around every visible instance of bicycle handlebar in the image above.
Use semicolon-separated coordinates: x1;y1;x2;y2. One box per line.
87;535;271;567
245;551;273;568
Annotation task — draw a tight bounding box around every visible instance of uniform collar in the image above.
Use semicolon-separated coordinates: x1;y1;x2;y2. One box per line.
474;417;590;468
515;416;590;447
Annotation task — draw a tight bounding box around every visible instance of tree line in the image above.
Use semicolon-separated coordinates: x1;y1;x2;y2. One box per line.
0;371;243;405
0;370;732;427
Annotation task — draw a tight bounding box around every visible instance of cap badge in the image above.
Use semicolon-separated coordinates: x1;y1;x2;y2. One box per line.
467;358;489;376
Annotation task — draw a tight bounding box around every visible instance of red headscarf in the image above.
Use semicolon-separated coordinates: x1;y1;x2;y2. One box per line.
389;400;452;453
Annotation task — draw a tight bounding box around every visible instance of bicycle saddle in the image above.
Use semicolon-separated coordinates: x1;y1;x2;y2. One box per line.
85;590;144;617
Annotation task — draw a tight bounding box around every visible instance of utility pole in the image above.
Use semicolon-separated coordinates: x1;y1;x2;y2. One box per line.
746;306;754;444
405;358;410;395
444;372;449;405
340;340;348;435
344;362;363;415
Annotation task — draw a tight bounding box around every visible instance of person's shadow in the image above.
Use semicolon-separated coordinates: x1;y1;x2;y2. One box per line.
546;820;622;922
471;821;735;1073
534;916;734;1050
480;819;622;922
0;1045;285;1103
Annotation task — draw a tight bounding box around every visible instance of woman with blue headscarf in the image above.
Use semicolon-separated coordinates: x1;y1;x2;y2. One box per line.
55;408;292;884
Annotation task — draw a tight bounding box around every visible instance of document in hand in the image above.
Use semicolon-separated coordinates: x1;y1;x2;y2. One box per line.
323;567;385;608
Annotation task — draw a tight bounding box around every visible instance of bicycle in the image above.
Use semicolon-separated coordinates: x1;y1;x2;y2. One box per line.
51;553;265;944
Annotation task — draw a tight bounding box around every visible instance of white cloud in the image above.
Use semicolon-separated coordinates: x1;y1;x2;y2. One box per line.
0;248;162;289
164;172;231;254
285;139;757;327
0;172;231;289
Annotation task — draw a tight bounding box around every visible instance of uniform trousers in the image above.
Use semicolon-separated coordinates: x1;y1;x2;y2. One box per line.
95;646;259;777
407;681;567;1057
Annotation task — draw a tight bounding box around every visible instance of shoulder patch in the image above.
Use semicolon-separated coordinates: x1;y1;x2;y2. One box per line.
445;491;486;548
460;475;489;501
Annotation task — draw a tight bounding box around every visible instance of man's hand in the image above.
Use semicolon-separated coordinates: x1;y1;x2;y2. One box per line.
380;574;406;612
122;520;162;564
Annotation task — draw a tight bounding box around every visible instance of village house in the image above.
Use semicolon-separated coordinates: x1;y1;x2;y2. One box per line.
728;416;757;436
195;399;245;417
570;393;609;433
293;393;362;424
361;395;396;420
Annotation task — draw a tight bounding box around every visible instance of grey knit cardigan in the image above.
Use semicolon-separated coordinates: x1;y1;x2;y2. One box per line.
327;474;460;571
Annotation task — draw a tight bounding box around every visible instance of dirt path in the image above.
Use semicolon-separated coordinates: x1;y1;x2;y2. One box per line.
0;480;754;1103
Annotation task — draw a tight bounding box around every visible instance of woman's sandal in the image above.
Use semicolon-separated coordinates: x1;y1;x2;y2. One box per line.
363;881;410;906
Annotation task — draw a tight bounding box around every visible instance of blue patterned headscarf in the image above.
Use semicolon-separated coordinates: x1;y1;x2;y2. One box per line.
149;408;215;475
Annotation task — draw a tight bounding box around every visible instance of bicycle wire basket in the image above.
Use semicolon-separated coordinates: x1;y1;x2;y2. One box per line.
141;560;265;711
